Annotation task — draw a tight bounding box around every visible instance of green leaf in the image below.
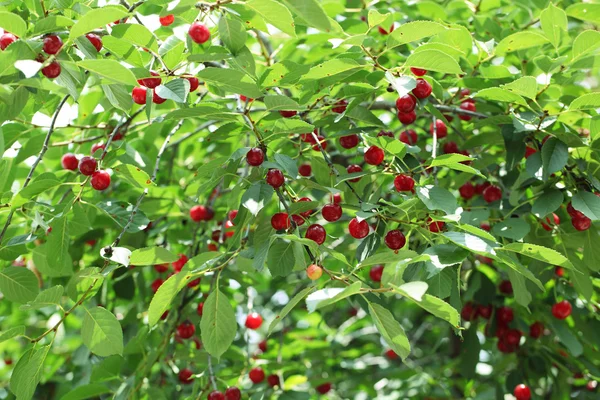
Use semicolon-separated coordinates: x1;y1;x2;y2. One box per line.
423;244;468;270
369;303;410;360
368;10;389;28
0;12;27;38
572;192;600;220
495;252;544;291
200;289;237;358
59;383;111;400
197;68;263;98
474;88;527;106
306;282;361;313
32;15;73;36
429;154;484;177
506;268;531;308
500;243;575;270
10;346;50;400
95;201;149;233
219;17;247;54
273;153;299;178
69;5;129;40
566;3;600;24
541;3;567;48
155;78;190;103
572;30;600;61
0;266;39;303
148;272;193;326
283;0;331;32
82;307;123;357
532;189;564;218
302;59;362;80
12;172;61;208
491;218;530;241
570;93;600;111
114;163;154;188
359;250;420;267
264;95;300;111
20;286;64;311
393;283;460;327
550;320;583;357
541;138;568;180
241;182;274;216
102;84;133;112
267;239;296;277
111;23;159;52
501;77;538;100
416;185;457;215
387;21;446;49
0;326;26;344
129;247;178;266
46;216;73;276
78;60;138;86
246;0;297;37
443;232;498;256
268;286;314;335
496;31;550;54
404;49;463;74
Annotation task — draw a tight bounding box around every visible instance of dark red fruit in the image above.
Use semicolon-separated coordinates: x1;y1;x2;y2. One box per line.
459;182;475;200
396;94;416;113
245;312;263;329
132;87;147;105
279;110;297;118
572;216;591;231
399;129;418;145
412;78;432;99
43;35;63;55
91;170;110;190
299;163;311;177
411;67;426;76
398;110;417;125
61;153;78;170
0;33;17;50
332;99;347;113
429;120;447;138
225;387;241;400
138;71;161;88
369;265;384;282
85;33;102;52
208;391;224;400
305;224;326;245
461;302;477;321
349;218;369;239
384;230;406;250
186;76;199;92
316;382;332;394
555;266;565;277
266;169;285;188
258;340;267;352
477;304;493;319
443;141;459;154
177;321;196;339
322;204;342;222
475;182;491;195
190;205;214;222
505;329;522;346
41;62;61;79
267;374;280;387
427;218;444;233
552;300;572;319
173;254;188;272
155;263;169;273
525;146;537;159
541;213;560;231
513;384;531;400
529;321;544;338
394;174;414;192
249;367;265;383
78;156;97;176
179;368;194;384
459;101;476;121
496;306;514;324
151;278;164;293
346;165;362;182
152;90;166;104
159;14;175;26
91;142;105;154
499;280;513;295
377;130;393;138
483;185;502;203
339;134;359;149
331;193;342;204
189;22;210;44
246;148;264;166
364;146;385;165
271;213;291;230
197;302;204;316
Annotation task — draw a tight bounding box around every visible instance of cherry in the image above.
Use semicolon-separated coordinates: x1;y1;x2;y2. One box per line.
459;182;475;200
267;374;280;387
78;156;97;176
394;174;414;192
91;142;105;154
587;381;598;392
0;33;17;50
482;185;502;203
151;278;164;293
364;146;385;165
152;90;166;104
410;67;427;76
86;33;103;52
186;76;199;92
311;135;327;151
566;202;584;219
177;321;196;339
279;110;297;118
348;218;369;239
505;329;522;346
159;14;175;26
378;130;394;138
555;266;565;277
331;193;342;204
61;153;78;170
179;368;194;384
154;263;169;273
384;230;406;250
138;71;161;88
245;312;263;329
300;131;317;143
513;384;531;400
378;24;394;35
541;213;560;231
385;349;398;360
41;61;61;79
190;205;214;222
266;169;285;188
291;214;305;226
477;304;493;319
475;182;490;195
332;99;347;113
306;264;323;280
246;148;264;166
499;280;513;294
189;22;211;44
496;306;514;324
43;35;63;55
461;302;477;321
208;391;224;400
228;210;238;224
4;358;12;365
239;95;253;102
305;224;326;245
412;78;432;99
173;254;188;272
271;213;291;230
443;141;459;154
427;218;444;233
346;165;362;182
458;101;476;121
399;129;418;145
132;87;147;105
225;387;241;400
395;94;416;113
339;134;359;149
298;197;314;218
322;203;342;222
187;277;201;288
429;120;447;138
91;170;110;190
369;265;384;282
552;300;572;319
196;302;204;316
249;367;265;383
572;216;591;231
299;163;312;177
397;110;416;125
529;321;544;338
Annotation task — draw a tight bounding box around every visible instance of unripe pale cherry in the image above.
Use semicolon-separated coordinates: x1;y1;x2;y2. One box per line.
245;312;263;329
348;218;369;239
399;129;418;145
41;62;61;79
159;14;175;26
552;300;572;319
322;203;342;222
412;78;432;99
189;22;210;44
369;265;383;282
249;367;265;383
85;33;103;52
398;110;416;125
43;35;63;55
266;169;285;188
305;224;326;245
384;229;406;250
132;87;147;105
346;165;362;182
364;146;385;165
246;148;264;166
339;134;359;149
395;94;416;113
271;213;291;230
91;170;110;190
61;153;78;170
306;264;323;280
394;174;414;192
429;120;448;138
137;71;161;88
78;156;97;176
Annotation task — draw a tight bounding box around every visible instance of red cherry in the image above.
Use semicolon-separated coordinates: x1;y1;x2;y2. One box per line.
525;146;538;159
475;182;490;195
154;263;169;273
239;95;253;102
61;153;78;170
513;384;531;400
377;130;394;138
483;185;502;203
348;218;369;239
151;278;164;293
298;197;314;218
305;224;326;245
85;33;102;52
395;94;416;113
461;302;477;321
496;306;514;324
245;312;263;329
225;387;241;400
499;280;513;294
187;277;201;288
78;156;97;176
291;214;305;226
190;205;214;222
397;110;417;125
43;35;63;55
572;216;591;231
177;321;196;339
41;61;61;79
459;101;476;121
412;78;432;99
339;134;359;149
477;304;493;319
587;381;598;392
399;129;418;145
541;213;560;231
459;182;475;200
529;321;544;338
267;374;280;387
427;218;444;233
207;391;224;400
197;302;204;316
410;67;427;76
0;33;17;50
311;135;327;151
552;300;572;319
271;213;291;230
138;71;161;88
91;142;105;154
189;22;210;44
394;174;414;192
331;193;342;204
443;141;459;154
132;87;147;105
300;131;317;143
258;340;267;352
322;204;342;222
505;329;522;346
555;266;565;277
316;382;332;394
186;76;199;92
566;202;585;219
152;89;166;104
298;163;311;177
346;165;362;182
369;265;384;282
173;254;188;272
159;14;175;26
91;170;110;190
179;368;194;384
429;120;448;138
384;229;406;250
266;169;285;188
249;367;265;383
246;148;264;166
332;99;347;113
385;349;398;360
279;110;297;118
364;146;385;165
228;210;238;224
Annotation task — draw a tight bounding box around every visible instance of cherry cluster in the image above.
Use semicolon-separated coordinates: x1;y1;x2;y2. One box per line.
60;152;110;190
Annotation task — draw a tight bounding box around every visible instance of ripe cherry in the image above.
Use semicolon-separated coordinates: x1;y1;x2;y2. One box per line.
41;61;61;79
228;210;238;224
459;182;475;199
177;321;196;339
399;129;418;145
529;321;544;338
396;94;416;113
207;391;224;400
459;101;476;121
429;120;447;138
496;306;514;324
384;229;406;250
475;182;490;195
364;146;385;165
190;205;214;222
91;142;105;154
513;384;531;400
555;266;565;277
225;387;241;400
410;67;427;76
291;214;305;226
151;278;164;293
378;130;393;138
541;213;560;231
85;33;102;52
173;254;188;272
477;304;493;319
461;302;477;321
279;110;297;118
394;174;414;192
369;265;384;282
349;218;369;239
483;185;502;203
138;71;161;88
246;148;264;166
189;22;211;44
339;134;359;149
78;156;97;176
132;87;147;105
505;329;522;346
267;374;280;387
322;203;342;222
397;110;416;125
305;224;326;245
567;202;585;219
43;35;63;55
159;14;175;26
572;216;591;231
311;135;327;151
377;24;394;35
346;165;362;182
249;367;265;383
332;99;347;113
427;218;444;233
306;264;323;280
0;33;17;50
245;312;263;329
61;153;78;170
385;349;398;360
298;197;313;218
271;213;291;230
186;76;199;92
91;170;110;190
154;263;169;273
316;382;332;394
298;163;311;177
331;193;342;204
443;141;459;154
412;78;432;99
179;368;194;384
552;300;572;319
266;169;285;188
239;95;253;102
525;146;537;159
152;90;166;104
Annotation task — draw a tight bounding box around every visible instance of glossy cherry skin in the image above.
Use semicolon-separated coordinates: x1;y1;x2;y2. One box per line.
249;367;265;383
364;146;385;165
43;35;63;55
429;120;448;138
207;391;224;400
394;174;414;192
384;229;406;250
78;156;97;176
461;302;477;321
332;99;347;113
410;67;426;76
572;216;591;231
305;224;326;245
483;185;502;203
412;78;432;99
190;205;214;222
245;312;263;329
339;134;359;149
396;94;416;113
346;165;362;182
298;163;311;177
61;153;78;170
159;14;175;26
86;33;103;52
443;141;459;154
397;110;416;125
459;101;476;121
179;368;194;384
529;322;544;338
541;213;560;231
225;387;241;400
177;321;196;339
271;213;291;230
513;384;531;400
41;62;61;79
369;265;383;282
552;300;572;319
189;22;211;44
132;87;147;105
459;182;475;199
0;33;17;50
91;170;110;190
496;306;514;324
399;129;418;145
266;169;285;188
152;90;166;104
246;148;264;166
267;374;280;387
151;278;164;293
186;76;199;92
349;218;369;239
138;71;161;88
322;203;342;222
173;254;188;272
427;218;445;233
279;110;297;118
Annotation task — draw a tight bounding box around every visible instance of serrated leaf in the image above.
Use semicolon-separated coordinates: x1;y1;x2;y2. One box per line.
0;326;25;344
114;163;154;188
200;289;237;358
492;218;530;241
218;17;246;54
405;49;463;74
541;3;567;48
0;12;28;37
246;0;297;37
241;182;274;216
500;243;575;270
532;189;564;218
501;77;538;100
148;272;193;326
572;192;600;220
496;31;550;54
78;60;138;86
393;283;460;327
264;95;300;111
10;346;50;400
82;307;123;357
267;239;296;277
155;79;190;103
369;303;410;360
0;266;39;303
541;138;568;180
387;21;447;49
283;0;331;32
475;88;527;106
111;23;159;52
129;247;178;266
20;286;63;311
70;6;129;40
197;68;263;98
416;185;457;215
570;93;600;111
